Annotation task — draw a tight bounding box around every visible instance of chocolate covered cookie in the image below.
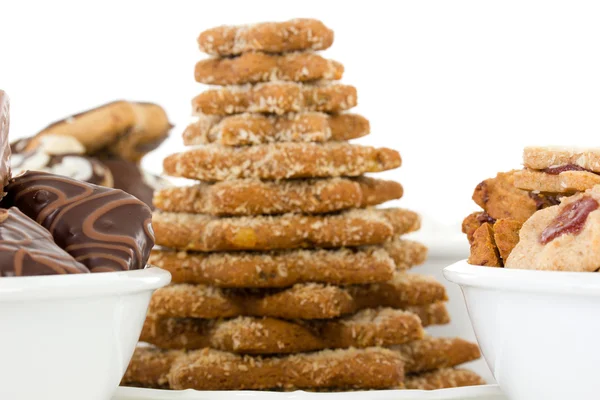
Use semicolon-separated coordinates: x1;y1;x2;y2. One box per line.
0;207;88;276
3;171;154;272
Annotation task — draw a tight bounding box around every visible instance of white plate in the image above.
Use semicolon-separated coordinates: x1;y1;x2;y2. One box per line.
114;385;505;400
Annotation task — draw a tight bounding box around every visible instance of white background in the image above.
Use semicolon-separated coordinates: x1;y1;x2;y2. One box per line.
3;0;600;238
8;0;599;385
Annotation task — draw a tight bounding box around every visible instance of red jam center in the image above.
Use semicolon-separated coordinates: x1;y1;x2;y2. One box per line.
540;196;599;244
542;164;591;175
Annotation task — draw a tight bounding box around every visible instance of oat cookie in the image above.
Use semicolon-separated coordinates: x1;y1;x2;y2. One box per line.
405;368;485;390
506;186;600;271
141;308;424;353
195;52;343;85
182;112;369;146
405;303;450;327
29;101;171;163
523;146;600;173
164;142;400;182
514;168;600;194
192;81;357;115
468;223;501;267
153;177;402;216
198;19;334;56
148;273;447;320
152;208;419;252
149;244;396;288
392;336;481;374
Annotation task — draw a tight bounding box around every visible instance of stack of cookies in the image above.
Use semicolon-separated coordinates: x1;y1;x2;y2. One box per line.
123;18;483;391
465;146;600;270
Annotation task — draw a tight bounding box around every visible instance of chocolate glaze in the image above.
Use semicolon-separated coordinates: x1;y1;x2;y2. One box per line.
540;196;599;245
102;158;168;209
2;171;154;272
0;207;89;276
542;164;593;175
0;91;11;193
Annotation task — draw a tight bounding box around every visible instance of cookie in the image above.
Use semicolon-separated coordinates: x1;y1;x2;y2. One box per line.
198;19;334;56
122;347;183;389
149;244;395;287
195;52;343;85
192;82;357;115
468;223;501;267
0;207;89;276
183;112;369;146
405;303;450;327
152;208;419;252
164;142;401;182
0;90;11;193
171;347;402;390
493;219;522;262
523;146;600;173
148;273;447;320
102;158;171;209
514;168;600;194
393;336;481;374
11;135;113;187
462;212;495;244
3;171;154;272
506;186;600;271
29;101;171;163
141;308;424;353
404;368;485;390
153;177;402;216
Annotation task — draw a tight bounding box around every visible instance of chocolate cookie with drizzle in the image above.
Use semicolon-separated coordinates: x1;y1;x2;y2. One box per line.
0;90;11;194
0;207;89;276
2;171;154;272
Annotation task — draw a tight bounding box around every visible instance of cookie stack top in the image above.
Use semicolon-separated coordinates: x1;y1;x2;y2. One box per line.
126;18;483;392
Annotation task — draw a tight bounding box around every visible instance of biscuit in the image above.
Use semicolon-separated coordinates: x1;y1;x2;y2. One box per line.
472;171;539;223
514;168;600;194
468;223;502;267
182;112;369;146
195;52;343;85
164;142;400;182
405;302;450;327
192;82;357;115
122;347;183;389
141;308;424;353
152;208;419;252
384;239;428;271
149;244;395;287
404;368;485;390
506;186;600;271
29;101;171;163
153;177;402;216
523;146;600;173
170;347;403;390
148;273;447;320
393;336;481;374
493;219;522;262
462;212;495;244
198;19;334;56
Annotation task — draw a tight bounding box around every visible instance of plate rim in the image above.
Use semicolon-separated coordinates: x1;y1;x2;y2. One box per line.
114;384;503;399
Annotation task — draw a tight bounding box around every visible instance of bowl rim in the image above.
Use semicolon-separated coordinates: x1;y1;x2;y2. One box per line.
0;266;171;301
444;259;600;296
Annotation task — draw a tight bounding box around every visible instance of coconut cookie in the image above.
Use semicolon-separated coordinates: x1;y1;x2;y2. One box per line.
141;308;424;353
198;19;334;56
148;273;447;320
182;112;369;146
405;368;485;390
195;52;343;85
153;177;402;216
163;142;401;181
506;186;600;271
192;81;357;115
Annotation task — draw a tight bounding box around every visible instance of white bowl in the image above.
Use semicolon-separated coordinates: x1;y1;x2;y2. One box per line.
444;260;600;400
0;267;171;400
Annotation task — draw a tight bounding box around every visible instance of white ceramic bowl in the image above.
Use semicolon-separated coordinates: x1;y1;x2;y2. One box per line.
0;267;171;400
444;260;600;400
